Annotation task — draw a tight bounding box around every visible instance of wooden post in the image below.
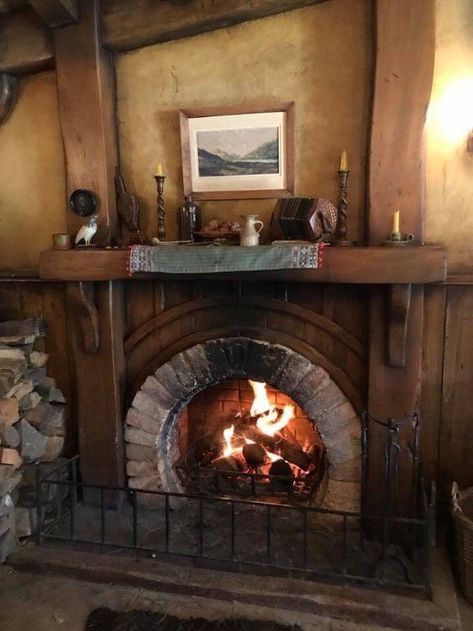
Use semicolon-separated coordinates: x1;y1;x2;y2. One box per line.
54;0;125;490
367;0;435;514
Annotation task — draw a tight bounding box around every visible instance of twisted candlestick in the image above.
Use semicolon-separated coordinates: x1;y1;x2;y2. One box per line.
334;169;355;246
154;175;166;241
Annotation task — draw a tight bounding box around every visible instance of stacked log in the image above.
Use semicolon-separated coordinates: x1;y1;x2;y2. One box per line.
0;318;67;561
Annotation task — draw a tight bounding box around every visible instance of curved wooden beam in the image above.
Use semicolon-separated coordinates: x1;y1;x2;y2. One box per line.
124;295;367;359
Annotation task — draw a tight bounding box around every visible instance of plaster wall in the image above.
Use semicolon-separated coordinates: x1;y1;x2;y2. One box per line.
425;0;473;271
116;0;373;243
0;71;66;272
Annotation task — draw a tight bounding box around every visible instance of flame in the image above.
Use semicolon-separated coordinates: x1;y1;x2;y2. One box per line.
249;380;271;416
257;403;295;437
223;425;234;457
267;452;281;463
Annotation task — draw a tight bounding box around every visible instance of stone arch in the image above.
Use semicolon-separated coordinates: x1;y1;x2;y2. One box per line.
125;338;361;512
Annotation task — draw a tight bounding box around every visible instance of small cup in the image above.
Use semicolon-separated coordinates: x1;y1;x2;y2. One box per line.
52;233;72;250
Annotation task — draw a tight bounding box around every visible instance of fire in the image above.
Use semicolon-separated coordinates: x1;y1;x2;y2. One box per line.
221;381;296;463
223;424;234;457
249;380;271;416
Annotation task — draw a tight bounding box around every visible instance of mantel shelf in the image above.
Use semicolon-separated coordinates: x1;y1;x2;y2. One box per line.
39;245;447;284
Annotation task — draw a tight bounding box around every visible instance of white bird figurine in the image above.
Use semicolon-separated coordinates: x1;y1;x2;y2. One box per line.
75;215;98;246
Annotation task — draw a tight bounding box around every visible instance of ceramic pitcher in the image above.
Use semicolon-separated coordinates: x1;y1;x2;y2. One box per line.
240;214;264;247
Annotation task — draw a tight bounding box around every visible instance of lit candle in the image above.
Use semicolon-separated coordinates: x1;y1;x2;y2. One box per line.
392;210;400;234
156;162;163;176
339;151;348;171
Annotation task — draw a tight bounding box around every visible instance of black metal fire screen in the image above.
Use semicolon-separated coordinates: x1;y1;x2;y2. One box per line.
34;412;434;597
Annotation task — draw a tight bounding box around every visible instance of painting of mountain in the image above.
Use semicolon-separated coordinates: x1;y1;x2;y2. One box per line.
196;127;280;177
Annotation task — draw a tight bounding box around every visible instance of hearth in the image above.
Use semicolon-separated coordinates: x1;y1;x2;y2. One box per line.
125;337;361;513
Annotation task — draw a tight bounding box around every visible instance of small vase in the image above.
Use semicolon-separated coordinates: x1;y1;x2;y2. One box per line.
240;214;264;247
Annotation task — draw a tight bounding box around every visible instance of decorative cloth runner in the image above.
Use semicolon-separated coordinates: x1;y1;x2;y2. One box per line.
127;243;324;276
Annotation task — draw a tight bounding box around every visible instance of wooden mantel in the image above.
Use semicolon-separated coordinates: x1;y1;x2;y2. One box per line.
39;245;447;284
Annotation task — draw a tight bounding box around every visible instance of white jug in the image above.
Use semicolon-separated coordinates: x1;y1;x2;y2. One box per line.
240;214;264;247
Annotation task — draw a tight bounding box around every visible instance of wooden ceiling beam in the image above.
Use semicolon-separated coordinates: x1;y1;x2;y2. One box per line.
0;8;54;75
101;0;331;52
27;0;78;28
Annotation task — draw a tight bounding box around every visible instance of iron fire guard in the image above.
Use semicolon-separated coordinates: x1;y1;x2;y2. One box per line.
34;411;434;597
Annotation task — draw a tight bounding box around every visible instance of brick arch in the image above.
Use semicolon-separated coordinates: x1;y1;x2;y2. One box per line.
125;338;361;512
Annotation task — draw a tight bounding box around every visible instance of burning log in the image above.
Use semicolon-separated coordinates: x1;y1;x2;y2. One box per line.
242;443;266;467
242;425;311;471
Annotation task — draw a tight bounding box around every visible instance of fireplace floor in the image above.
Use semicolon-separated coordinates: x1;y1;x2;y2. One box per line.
40;499;425;589
4;544;462;631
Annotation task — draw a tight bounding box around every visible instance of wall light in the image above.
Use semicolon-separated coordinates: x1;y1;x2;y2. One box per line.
429;76;473;151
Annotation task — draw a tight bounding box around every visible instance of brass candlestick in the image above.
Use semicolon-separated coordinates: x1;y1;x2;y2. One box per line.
154;175;166;241
334;169;355;246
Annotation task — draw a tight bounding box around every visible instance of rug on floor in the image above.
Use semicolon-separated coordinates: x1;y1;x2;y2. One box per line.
85;607;302;630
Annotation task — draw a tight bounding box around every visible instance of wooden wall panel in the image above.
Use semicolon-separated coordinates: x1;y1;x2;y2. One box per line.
438;285;473;493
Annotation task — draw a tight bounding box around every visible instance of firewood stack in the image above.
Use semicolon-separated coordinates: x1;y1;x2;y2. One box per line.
0;318;67;562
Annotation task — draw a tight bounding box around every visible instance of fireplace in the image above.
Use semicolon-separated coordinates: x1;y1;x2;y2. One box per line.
125;338;361;513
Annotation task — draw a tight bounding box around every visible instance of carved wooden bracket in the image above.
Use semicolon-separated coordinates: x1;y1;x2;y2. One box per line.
68;281;100;353
386;284;412;368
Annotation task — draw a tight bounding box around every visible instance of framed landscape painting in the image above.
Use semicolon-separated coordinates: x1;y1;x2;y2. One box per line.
179;103;294;200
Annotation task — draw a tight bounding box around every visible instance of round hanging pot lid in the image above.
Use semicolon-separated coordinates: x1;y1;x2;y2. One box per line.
69;189;97;217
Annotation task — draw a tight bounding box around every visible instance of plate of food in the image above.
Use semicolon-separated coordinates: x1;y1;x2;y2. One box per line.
194;219;241;243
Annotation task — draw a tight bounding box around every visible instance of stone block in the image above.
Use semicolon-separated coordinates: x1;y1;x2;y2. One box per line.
0;465;22;496
273;352;312;396
125;443;156;463
290;366;330;406
0;424;20;449
132;391;171;423
246;341;290;384
323;479;361;513
0;398;19;429
154;362;188;400
28;351;49;368
125;426;157;448
47;387;66;404
170;353;199;392
320;420;361;466
141;376;175;408
182;344;213;388
204;339;230;381
329;456;362;483
128;474;163;492
39;436;65;462
19;419;47;462
224;338;250;377
19;391;42;411
126;460;159;477
126;407;162;435
304;382;346;419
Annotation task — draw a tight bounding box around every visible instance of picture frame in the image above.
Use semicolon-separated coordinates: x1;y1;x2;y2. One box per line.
179;103;294;200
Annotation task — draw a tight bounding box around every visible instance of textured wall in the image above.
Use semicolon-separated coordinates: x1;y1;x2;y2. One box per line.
425;0;473;271
0;71;66;272
116;0;373;243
